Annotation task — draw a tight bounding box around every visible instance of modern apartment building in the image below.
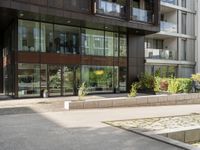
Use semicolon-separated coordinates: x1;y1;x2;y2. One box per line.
0;0;160;98
145;0;196;78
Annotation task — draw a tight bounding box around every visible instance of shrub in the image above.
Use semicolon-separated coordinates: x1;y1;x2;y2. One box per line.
168;78;192;94
160;79;169;91
154;77;161;92
178;78;193;93
138;73;156;91
192;74;200;83
168;78;179;94
128;83;138;97
78;82;88;100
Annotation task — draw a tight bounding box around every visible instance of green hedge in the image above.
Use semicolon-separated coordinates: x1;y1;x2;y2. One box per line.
156;78;193;94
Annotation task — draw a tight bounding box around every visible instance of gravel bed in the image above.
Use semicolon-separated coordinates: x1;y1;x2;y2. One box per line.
107;113;200;132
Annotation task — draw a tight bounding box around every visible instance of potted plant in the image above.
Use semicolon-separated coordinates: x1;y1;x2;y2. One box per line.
137;73;156;95
42;89;48;98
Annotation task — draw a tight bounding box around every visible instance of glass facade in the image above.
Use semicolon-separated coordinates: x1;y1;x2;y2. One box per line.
63;66;74;95
17;64;126;97
132;0;154;23
145;65;177;77
18;20;126;56
18;20;40;52
96;0;126;18
54;25;79;54
82;65;116;93
82;29;105;56
17;19;128;97
41;23;54;52
48;65;61;96
18;63;40;97
119;34;127;56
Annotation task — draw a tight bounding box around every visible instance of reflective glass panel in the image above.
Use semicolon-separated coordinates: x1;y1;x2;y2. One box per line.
54;25;80;54
18;63;40;97
81;29;104;56
82;65;114;93
48;65;61;96
18;20;40;52
63;66;74;95
41;23;54;52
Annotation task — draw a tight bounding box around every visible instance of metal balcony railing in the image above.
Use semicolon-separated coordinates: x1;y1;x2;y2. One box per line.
96;0;125;17
161;0;177;5
132;8;153;23
145;48;177;60
160;21;177;33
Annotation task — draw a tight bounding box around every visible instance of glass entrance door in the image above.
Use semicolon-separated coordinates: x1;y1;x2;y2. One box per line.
63;66;74;95
48;65;61;96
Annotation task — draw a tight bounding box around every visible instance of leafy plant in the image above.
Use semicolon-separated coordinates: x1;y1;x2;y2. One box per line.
154;77;161;92
128;83;138;97
78;82;88;100
178;78;192;93
168;78;179;94
192;74;200;83
138;73;156;91
167;78;192;94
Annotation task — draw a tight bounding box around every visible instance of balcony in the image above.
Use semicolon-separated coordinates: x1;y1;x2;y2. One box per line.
96;0;125;18
160;21;177;33
161;0;177;5
132;8;153;23
145;48;177;60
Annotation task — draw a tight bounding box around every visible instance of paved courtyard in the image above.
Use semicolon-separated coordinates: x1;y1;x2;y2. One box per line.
1;96;200;150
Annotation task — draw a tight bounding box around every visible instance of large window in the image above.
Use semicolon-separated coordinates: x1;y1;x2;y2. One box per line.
119;34;127;56
132;0;154;23
63;66;74;95
82;29;122;56
41;23;54;52
48;65;61;96
181;13;187;34
82;29;104;56
18;20;40;52
82;65;116;93
145;65;177;77
54;25;79;54
41;64;47;92
18;63;40;97
119;67;127;91
105;32;118;56
96;0;126;18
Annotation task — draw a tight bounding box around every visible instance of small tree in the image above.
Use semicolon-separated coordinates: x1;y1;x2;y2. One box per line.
78;82;88;100
128;83;138;97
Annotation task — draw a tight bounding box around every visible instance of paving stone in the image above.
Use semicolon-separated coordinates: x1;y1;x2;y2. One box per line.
69;101;84;109
98;100;113;108
158;95;168;102
112;99;135;107
84;101;99;109
147;96;159;104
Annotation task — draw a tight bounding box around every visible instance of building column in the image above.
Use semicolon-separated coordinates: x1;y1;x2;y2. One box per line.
196;0;200;73
0;36;3;93
127;33;145;91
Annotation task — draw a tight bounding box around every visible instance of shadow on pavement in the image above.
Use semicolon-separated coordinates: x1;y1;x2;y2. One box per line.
0;106;184;150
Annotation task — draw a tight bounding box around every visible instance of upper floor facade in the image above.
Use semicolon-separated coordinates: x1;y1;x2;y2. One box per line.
0;0;160;33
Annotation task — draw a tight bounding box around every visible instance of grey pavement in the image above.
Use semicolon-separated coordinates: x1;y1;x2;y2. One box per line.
1;96;200;149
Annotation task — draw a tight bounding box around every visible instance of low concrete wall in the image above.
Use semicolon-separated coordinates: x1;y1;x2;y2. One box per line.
64;93;200;110
146;126;200;144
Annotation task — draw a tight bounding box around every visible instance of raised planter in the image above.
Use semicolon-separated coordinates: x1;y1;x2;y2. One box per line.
64;93;200;110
